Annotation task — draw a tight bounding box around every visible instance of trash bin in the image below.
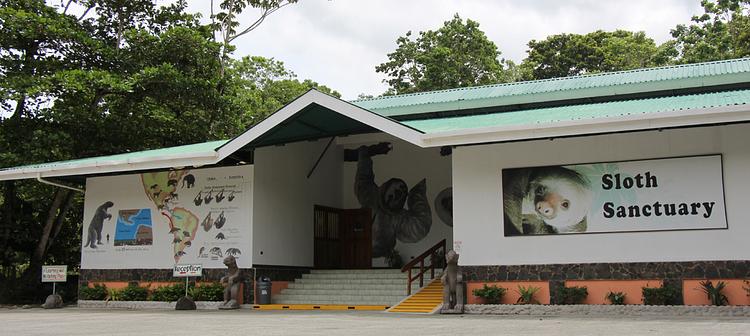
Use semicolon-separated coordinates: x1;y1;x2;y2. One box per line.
256;276;272;304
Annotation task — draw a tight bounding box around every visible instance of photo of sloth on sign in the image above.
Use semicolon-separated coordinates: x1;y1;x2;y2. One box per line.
503;166;592;235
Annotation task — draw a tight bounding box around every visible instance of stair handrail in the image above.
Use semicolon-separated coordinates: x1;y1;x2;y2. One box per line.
400;239;446;295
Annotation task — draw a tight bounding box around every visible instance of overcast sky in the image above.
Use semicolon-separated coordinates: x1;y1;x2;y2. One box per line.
163;1;701;99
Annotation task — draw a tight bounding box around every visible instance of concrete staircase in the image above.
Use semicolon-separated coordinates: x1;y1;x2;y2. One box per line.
272;269;424;306
388;279;443;313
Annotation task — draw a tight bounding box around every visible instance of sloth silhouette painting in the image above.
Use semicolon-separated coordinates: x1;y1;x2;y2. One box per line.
503;166;592;235
354;142;432;258
84;201;114;248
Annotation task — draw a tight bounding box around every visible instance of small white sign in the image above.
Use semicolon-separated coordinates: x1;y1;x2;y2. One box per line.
41;265;67;282
173;264;202;277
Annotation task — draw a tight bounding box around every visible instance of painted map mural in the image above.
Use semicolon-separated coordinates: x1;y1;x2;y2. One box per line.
81;165;253;269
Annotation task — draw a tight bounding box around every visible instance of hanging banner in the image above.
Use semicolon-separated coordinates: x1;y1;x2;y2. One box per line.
502;155;727;236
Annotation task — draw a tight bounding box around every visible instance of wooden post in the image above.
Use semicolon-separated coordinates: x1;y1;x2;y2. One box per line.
419;260;424;287
407;269;412;295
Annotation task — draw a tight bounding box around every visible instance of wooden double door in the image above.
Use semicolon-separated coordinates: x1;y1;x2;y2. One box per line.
313;205;372;269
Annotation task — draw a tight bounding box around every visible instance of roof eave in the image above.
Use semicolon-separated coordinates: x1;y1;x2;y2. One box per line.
421;104;750;147
0;151;219;181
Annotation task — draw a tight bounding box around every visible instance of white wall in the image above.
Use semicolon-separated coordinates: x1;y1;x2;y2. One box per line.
453;124;750;266
251;134;454;268
252;140;343;266
340;135;453;266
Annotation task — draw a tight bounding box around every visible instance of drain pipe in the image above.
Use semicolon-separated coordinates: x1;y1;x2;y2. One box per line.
36;174;84;193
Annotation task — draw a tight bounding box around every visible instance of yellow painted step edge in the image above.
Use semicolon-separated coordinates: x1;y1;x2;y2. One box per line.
253;304;387;311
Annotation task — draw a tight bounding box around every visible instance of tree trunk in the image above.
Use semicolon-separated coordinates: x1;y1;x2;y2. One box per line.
46;191;75;256
19;189;71;286
0;181;16;280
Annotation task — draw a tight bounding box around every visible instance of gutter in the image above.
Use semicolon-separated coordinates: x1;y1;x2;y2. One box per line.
37;174;84;193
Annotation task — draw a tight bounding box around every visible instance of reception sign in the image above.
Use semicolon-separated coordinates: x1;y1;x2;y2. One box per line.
502;155;727;236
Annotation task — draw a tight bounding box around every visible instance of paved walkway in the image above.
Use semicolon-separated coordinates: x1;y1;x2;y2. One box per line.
2;308;749;335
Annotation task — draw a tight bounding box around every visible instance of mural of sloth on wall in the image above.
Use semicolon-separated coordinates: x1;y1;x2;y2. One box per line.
353;142;432;258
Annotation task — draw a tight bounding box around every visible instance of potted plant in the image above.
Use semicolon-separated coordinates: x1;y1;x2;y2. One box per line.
472;284;507;304
699;280;729;306
642;284;679;305
605;291;626;305
516;285;541;305
559;286;588;304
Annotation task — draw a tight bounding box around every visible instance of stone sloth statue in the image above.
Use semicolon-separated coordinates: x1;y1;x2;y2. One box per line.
219;255;243;309
440;250;464;314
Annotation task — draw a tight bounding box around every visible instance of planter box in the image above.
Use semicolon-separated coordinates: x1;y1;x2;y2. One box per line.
77;300;251;310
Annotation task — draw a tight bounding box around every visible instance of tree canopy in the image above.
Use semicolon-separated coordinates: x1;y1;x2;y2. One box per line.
376;14;512;95
671;0;750;63
520;30;676;80
0;0;324;303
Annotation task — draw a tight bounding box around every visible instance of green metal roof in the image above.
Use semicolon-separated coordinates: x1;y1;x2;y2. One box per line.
353;58;750;118
403;89;750;134
0;140;226;173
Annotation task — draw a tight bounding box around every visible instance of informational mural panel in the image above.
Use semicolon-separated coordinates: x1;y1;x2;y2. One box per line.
81;165;252;269
502;155;726;236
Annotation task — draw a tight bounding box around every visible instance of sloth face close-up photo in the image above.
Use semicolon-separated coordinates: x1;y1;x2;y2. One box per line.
527;167;592;232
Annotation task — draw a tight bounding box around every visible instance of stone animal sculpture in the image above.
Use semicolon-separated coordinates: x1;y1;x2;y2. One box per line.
84;201;114;248
440;250;464;314
219;255;243;309
42;294;63;309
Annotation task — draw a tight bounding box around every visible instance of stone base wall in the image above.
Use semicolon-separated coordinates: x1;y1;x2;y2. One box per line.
462;260;750;305
80;265;310;304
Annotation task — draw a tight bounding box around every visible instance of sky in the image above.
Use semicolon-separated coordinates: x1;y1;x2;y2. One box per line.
100;1;704;100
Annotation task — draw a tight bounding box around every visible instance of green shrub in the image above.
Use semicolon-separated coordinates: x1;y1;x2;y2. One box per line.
107;288;121;301
79;284;108;300
190;283;224;301
471;284;507;304
699;280;729;306
151;283;186;302
516;285;540;305
558;286;588;304
118;284;149;301
605;291;626;305
642;285;679;305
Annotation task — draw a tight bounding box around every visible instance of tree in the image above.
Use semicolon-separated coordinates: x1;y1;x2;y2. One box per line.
228;56;340;123
0;0;244;301
0;0;335;303
520;30;675;80
376;14;510;95
671;0;750;63
210;0;298;72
